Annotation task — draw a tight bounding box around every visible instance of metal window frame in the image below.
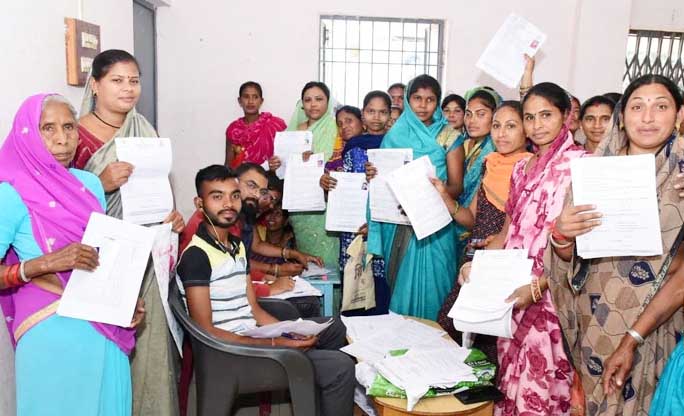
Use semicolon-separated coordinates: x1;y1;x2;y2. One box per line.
624;29;684;91
319;15;445;106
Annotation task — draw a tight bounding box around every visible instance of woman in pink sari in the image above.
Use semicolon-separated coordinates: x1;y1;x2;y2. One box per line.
224;81;286;168
459;82;585;415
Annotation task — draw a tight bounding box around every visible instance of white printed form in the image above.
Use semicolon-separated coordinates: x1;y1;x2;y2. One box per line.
58;213;156;327
367;148;413;225
116;137;174;225
571;154;663;259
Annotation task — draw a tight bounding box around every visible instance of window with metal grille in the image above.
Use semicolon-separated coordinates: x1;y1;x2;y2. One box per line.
624;30;684;91
319;15;444;107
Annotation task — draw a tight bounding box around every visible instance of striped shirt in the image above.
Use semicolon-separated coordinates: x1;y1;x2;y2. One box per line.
176;223;256;333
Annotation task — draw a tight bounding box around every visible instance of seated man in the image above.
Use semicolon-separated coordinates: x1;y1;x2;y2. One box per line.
177;165;355;416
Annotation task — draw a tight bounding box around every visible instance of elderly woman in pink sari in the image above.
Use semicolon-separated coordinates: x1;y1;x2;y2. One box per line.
459;82;586;415
0;94;144;415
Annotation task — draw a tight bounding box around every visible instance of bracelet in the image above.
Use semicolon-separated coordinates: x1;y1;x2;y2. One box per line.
282;247;290;260
274;264;280;278
450;201;461;218
2;264;24;288
2;266;11;288
626;328;645;345
271;337;275;347
549;234;574;249
530;280;539;303
19;261;29;283
534;279;543;301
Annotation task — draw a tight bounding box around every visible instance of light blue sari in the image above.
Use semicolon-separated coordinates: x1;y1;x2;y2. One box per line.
650;337;684;415
367;84;456;320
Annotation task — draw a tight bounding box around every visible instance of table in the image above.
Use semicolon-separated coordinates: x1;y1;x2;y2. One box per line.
304;269;341;316
357;317;494;416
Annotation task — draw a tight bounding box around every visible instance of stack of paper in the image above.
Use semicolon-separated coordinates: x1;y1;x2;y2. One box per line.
571;154;663;259
282;153;326;212
373;347;477;411
240;317;333;338
341;316;449;363
385;156;452;240
266;277;322;300
325;172;369;232
449;250;532;339
115;137;174;225
270;131;313;178
367;148;413;225
476;13;547;88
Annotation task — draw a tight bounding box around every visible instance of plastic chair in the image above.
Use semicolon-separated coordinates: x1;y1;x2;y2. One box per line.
169;279;318;416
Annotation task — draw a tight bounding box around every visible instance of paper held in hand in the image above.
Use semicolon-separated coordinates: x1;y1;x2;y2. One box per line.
272;131;314;179
385;156;452;240
282;152;326;212
115;137;174;225
57;213;157;327
240;318;333;338
476;13;546;88
570;154;663;259
449;249;532;338
367;148;413;225
325;172;369;233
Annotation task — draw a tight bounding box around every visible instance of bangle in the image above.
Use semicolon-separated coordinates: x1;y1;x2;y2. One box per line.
274;264;280;278
450;201;460;218
282;247;291;260
530;280;538;303
626;328;645;345
549;234;574;249
271;337;275;347
19;261;29;283
2;266;11;288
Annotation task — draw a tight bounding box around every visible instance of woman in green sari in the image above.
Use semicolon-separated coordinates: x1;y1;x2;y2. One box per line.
268;81;340;269
366;74;458;320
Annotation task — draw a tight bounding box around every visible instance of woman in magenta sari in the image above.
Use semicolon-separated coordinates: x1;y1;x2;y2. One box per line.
460;83;585;415
224;81;287;168
0;94;144;415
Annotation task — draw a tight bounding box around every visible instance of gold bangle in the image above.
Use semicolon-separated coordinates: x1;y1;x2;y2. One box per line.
450;201;460;218
530;280;538;303
274;264;279;278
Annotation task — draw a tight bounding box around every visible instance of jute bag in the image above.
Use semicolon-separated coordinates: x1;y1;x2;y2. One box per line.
341;235;376;312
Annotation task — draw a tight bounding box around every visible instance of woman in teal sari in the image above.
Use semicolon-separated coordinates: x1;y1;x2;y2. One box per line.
450;87;501;261
269;82;340;269
367;74;457;320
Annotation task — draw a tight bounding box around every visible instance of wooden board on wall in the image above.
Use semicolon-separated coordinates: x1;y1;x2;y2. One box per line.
65;17;101;86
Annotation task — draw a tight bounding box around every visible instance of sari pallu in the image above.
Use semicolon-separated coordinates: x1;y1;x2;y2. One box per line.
286;99;340;270
79;81;180;416
496;126;585;416
367;87;456;320
547;130;684;416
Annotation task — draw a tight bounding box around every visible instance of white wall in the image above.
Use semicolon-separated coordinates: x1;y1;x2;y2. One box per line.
156;0;636;217
0;0;134;138
631;0;684;31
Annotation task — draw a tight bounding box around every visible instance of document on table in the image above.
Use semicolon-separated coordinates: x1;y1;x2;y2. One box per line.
150;223;183;355
266;277;322;300
385;156;452;240
300;263;333;278
57;213;156;327
272;131;314;178
571;154;663;259
341;318;449;363
476;13;547;88
282;152;326;212
325;172;369;233
115;137;174;225
373;347;477;411
449;250;532;338
367;148;413;225
240;318;333;338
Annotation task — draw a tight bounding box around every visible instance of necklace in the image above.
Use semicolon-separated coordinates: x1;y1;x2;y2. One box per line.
92;111;122;129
